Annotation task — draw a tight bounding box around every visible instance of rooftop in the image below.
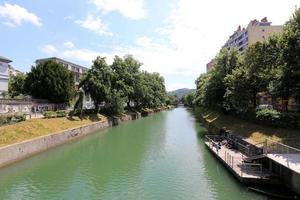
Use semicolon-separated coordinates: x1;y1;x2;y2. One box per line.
0;56;12;63
35;57;89;70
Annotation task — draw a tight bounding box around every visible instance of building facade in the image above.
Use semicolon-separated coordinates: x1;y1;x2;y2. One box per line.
35;57;93;109
207;17;283;72
223;17;283;53
0;56;11;96
206;59;215;72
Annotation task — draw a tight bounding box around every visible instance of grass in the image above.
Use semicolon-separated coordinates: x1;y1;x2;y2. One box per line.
0;114;107;147
197;107;300;146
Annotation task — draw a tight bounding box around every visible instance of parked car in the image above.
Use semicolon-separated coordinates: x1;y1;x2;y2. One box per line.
257;104;273;109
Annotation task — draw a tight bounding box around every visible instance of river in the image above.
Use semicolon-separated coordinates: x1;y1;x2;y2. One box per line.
0;108;269;199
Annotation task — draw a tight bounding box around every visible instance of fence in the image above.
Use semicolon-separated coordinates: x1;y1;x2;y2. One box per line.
264;138;300;155
205;135;263;178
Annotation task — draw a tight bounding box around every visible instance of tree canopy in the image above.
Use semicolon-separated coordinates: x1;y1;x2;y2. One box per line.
80;55;167;115
24;60;75;103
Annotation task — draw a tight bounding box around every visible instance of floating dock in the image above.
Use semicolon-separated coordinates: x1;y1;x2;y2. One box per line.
204;135;280;184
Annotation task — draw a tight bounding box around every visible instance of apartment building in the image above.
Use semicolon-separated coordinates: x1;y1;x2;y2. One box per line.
206;17;283;72
35;57;93;109
36;57;89;86
0;56;11;96
206;59;215;72
223;17;283;52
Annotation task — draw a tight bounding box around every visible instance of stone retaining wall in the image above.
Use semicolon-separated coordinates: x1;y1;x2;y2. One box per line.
0;110;162;168
0;119;111;168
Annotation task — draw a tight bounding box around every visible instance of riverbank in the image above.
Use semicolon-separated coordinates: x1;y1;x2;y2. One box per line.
195;107;299;146
0;106;172;168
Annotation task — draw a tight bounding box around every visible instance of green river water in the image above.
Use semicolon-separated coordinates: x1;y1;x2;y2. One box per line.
0;108;271;199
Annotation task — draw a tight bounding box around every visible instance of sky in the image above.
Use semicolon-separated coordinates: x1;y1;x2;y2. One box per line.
0;0;299;91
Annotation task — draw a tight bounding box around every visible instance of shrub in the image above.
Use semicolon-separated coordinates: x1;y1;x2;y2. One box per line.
0;113;26;126
0;114;12;125
13;113;26;122
43;111;57;118
255;108;280;126
56;110;67;117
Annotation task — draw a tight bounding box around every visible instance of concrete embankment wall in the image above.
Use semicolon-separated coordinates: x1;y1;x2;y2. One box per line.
0;111;147;168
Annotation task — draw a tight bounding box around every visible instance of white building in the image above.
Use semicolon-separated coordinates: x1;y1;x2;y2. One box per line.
35;57;93;109
0;56;11;96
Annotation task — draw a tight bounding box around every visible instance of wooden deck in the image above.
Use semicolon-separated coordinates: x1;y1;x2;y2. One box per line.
205;141;280;184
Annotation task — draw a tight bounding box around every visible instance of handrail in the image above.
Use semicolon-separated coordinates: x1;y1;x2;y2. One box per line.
265;138;300;153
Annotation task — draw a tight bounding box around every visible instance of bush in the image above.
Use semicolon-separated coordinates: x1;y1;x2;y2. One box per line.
43;111;57;118
0;114;13;125
255;108;280;126
0;113;26;126
256;108;280;121
56;110;67;117
13;113;26;122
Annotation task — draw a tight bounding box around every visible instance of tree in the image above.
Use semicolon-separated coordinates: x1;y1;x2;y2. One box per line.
183;92;195;107
224;66;252;113
80;57;113;110
269;8;300;111
73;89;85;119
111;55;142;109
242;42;270;108
8;73;26;98
200;48;241;109
24;60;75;103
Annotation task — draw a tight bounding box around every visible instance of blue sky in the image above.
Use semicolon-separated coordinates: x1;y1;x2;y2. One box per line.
0;0;299;91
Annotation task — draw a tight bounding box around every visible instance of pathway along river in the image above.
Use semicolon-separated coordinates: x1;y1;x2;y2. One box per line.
0;108;271;199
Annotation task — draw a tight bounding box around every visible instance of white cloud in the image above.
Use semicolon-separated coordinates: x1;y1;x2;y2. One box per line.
63;41;75;49
0;3;42;27
39;0;299;90
91;0;146;20
75;14;112;36
41;45;57;55
124;0;300;90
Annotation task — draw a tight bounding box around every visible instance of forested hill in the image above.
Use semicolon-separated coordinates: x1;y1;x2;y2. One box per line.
167;88;195;99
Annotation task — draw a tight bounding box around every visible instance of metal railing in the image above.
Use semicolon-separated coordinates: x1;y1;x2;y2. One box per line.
264;138;300;154
264;138;300;169
224;151;263;178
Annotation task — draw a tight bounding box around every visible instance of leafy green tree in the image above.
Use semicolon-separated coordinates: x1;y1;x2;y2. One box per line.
269;8;300;111
80;57;113;110
24;60;75;103
202;48;241;109
8;73;26;98
183;92;195;107
224;67;252;113
111;55;142;109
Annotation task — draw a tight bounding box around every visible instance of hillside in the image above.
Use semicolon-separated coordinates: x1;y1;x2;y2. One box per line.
167;88;195;99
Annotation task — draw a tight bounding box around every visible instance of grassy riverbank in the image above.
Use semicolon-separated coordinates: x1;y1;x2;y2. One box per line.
196;107;299;145
0;114;106;147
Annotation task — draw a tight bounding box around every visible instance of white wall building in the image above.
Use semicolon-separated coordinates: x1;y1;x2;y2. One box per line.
0;56;11;96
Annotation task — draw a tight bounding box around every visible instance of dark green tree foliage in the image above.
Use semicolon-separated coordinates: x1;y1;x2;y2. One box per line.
80;57;113;110
270;9;300;110
80;55;167;115
24;60;75;103
183;92;195;107
8;73;26;98
201;48;241;109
